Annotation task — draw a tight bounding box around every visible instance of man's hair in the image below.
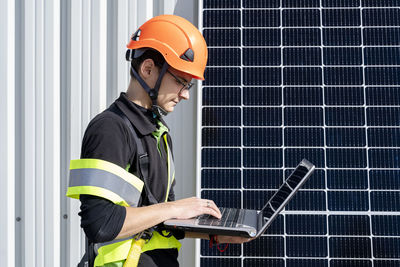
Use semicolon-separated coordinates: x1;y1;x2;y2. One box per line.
130;49;165;79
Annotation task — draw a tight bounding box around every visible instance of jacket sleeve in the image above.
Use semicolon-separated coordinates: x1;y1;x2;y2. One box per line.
78;115;134;243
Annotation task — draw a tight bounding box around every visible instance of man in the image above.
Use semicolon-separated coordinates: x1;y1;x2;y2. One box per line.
67;15;250;267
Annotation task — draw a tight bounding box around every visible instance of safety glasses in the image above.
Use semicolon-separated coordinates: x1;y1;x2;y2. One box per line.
166;70;194;94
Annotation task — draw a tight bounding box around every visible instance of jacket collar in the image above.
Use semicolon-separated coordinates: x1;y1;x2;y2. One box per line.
114;92;169;136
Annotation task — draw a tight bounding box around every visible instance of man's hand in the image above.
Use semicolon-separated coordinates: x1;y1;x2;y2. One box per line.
167;197;222;220
216;235;255;244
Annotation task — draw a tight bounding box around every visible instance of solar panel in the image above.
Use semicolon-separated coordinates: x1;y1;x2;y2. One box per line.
199;0;400;265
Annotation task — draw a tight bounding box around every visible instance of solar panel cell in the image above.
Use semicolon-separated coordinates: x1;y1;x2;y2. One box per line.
367;108;400;126
283;9;321;27
363;0;400;7
326;128;366;147
373;238;400;258
368;149;400;168
201;169;241;189
243;29;281;46
202;127;241;147
368;128;400;147
286;215;327;235
287;259;328;267
323;47;362;65
284;127;324;147
243;67;281;85
372;215;400;236
243;236;285;256
208;48;241;67
328;191;369;211
243;148;283;167
366;87;400;105
327;170;368;189
203;10;241;28
284;107;323;126
284;67;322;85
328;215;371;235
201;148;241;167
202;86;241;106
243;87;282;105
365;67;400;85
322;0;360;7
200;257;241;266
324;87;364;105
329;237;372;258
364;47;400;65
374;260;400;267
283;28;321;46
323;9;361;26
243;107;282;126
243;10;280;27
325;107;365;126
363;28;400;45
283;0;320;7
363;8;400;26
286;237;328;257
370;170;400;189
244;258;284;267
324;67;363;85
284;48;322;66
203;29;241;47
242;0;280;8
244;48;281;66
323;28;361;46
284;87;323;105
243;128;282;147
203;0;240;8
327;148;367;168
330;260;372;267
371;191;400;211
202;107;241;126
203;67;241;85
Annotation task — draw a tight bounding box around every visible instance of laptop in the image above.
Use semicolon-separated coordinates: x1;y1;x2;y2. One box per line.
164;159;315;238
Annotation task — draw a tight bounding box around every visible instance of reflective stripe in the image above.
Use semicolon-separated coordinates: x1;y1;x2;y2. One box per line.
66;186;130;207
164;134;175;202
70;159;144;192
93;232;181;266
66;159;144;207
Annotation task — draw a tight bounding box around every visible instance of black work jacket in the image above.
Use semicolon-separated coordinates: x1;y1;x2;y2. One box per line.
79;93;181;267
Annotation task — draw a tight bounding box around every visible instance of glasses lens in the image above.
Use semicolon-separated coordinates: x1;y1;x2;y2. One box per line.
185;82;194;91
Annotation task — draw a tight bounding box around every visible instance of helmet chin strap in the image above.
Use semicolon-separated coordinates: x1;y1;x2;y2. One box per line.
130;61;169;117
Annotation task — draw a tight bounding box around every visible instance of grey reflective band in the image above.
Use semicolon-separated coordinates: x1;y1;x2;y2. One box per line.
69;168;142;207
167;143;175;188
164;138;175;202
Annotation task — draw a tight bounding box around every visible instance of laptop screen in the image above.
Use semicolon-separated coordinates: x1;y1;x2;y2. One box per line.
259;160;315;230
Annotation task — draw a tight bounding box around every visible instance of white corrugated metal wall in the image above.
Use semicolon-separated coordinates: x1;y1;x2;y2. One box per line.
1;0;198;266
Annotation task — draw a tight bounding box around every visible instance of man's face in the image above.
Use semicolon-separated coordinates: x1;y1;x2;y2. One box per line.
156;68;193;113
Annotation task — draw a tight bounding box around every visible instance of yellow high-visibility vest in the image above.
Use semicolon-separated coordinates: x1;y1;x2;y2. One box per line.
67;122;180;267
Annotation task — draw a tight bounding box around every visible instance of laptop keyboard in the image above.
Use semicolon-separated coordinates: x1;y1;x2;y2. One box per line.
197;207;244;228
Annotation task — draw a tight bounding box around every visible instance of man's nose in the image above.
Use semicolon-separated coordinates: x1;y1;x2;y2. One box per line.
179;88;190;100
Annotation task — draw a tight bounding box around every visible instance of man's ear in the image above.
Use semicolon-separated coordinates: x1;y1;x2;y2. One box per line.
139;58;155;79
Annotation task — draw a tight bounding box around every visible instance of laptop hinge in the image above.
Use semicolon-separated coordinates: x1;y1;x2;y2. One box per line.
256;211;263;232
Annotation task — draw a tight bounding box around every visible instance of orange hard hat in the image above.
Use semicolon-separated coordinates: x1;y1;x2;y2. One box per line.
127;15;208;80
